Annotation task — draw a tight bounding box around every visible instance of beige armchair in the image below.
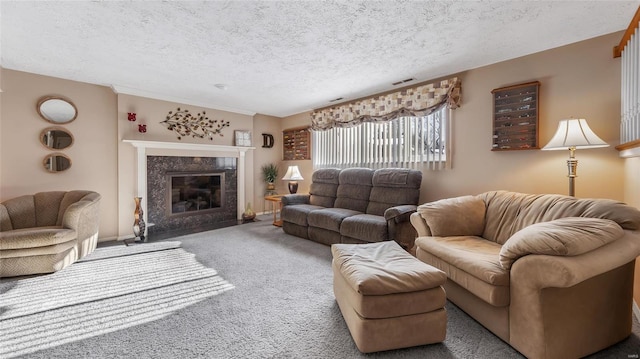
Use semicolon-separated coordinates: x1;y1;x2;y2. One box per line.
410;191;640;359
0;190;101;277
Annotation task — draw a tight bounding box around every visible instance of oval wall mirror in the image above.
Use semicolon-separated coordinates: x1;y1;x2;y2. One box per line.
40;127;74;150
43;153;72;173
37;96;78;124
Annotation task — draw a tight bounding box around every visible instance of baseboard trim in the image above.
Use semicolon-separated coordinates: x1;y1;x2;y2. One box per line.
634;300;640;322
98;234;138;242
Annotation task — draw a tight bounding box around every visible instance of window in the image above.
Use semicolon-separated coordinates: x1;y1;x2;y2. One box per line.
312;106;449;170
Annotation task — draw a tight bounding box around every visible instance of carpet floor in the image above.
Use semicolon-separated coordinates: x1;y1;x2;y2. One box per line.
1;216;639;358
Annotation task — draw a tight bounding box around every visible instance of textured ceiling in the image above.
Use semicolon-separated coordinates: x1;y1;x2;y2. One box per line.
1;1;638;117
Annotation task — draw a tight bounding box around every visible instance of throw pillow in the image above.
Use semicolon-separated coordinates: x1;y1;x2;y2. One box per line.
417;195;485;236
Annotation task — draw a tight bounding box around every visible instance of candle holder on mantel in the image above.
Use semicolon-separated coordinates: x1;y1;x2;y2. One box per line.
133;196;146;242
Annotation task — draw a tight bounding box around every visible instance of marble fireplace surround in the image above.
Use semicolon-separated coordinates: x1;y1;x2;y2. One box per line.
124;140;255;228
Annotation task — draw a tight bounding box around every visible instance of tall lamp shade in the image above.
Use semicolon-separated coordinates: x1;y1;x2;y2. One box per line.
542;118;608;197
282;165;304;194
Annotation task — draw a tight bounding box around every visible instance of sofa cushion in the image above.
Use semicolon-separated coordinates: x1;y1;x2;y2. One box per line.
365;168;421;216
481;191;640;244
0;227;77;250
415;235;510;306
34;191;66;226
499;217;624;270
334;168;373;212
281;204;325;226
417;195;485;236
340;214;389;242
308;208;362;232
2;195;37;230
0;205;12;231
309;168;340;208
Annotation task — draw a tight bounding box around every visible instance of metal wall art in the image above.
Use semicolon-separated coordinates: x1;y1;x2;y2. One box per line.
160;107;230;140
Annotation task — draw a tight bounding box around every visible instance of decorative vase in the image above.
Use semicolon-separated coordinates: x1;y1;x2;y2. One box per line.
242;202;256;223
133;196;146;242
266;182;276;191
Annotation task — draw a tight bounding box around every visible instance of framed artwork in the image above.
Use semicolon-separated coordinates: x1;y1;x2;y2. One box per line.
235;130;252;147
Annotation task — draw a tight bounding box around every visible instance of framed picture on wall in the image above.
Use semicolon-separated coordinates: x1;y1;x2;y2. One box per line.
234;130;252;147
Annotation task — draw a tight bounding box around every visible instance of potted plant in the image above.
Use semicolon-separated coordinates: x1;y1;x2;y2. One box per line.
261;163;279;190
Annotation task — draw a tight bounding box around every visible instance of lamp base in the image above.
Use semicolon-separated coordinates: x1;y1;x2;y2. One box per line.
566;149;578;197
288;181;299;194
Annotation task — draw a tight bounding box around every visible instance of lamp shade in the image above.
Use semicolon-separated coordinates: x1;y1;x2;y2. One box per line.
542;118;608;151
282;165;304;181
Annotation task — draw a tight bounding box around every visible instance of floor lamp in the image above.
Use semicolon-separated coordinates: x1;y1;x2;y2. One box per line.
542;118;608;197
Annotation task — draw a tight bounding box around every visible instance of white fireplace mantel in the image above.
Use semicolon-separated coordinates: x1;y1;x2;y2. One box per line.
123;139;255;221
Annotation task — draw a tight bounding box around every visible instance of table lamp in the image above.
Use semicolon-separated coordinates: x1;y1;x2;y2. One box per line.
282;165;304;194
542;118;608;196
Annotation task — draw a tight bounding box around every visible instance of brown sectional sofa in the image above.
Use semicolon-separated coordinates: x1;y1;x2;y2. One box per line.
281;167;422;250
0;190;101;277
410;190;640;359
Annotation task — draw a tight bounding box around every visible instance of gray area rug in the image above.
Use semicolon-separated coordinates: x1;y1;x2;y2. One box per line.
1;216;639;358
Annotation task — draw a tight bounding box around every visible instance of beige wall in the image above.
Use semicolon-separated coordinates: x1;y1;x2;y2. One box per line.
0;69;119;238
282;32;626;203
253;114;283;213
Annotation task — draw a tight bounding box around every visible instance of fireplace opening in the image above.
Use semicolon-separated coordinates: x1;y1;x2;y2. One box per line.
168;172;225;216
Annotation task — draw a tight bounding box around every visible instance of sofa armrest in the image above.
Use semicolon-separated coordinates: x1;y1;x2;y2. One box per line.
62;197;101;242
385;205;419;252
510;230;640;290
508;230;640;358
410;212;432;237
499;217;624;270
281;194;310;206
384;205;417;223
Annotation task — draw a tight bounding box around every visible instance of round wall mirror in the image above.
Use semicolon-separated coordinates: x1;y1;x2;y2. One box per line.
43;153;72;173
40;127;74;150
37;96;78;124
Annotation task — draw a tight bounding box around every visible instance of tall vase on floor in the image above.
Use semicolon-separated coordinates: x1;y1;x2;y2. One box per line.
133;196;146;242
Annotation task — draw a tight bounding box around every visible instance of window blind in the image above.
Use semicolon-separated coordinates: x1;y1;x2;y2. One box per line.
312;107;449;170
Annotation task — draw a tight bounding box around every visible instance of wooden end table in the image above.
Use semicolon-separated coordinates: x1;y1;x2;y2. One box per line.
264;194;285;227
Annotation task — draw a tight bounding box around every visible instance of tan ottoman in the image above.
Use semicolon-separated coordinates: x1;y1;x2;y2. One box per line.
331;241;447;353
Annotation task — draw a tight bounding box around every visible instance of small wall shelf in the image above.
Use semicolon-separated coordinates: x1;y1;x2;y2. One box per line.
283;127;311;160
491;81;540;151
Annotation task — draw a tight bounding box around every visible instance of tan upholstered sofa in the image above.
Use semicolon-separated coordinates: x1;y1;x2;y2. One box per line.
0;190;101;277
410;190;640;359
281;168;422;250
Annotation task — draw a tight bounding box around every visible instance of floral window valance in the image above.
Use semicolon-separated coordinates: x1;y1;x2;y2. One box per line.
310;77;461;131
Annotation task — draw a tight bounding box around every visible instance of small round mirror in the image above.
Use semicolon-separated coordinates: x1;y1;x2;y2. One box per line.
37;96;78;124
43;153;72;173
40;127;74;150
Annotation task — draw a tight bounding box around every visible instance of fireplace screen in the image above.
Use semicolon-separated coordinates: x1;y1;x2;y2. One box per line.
168;172;224;216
